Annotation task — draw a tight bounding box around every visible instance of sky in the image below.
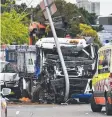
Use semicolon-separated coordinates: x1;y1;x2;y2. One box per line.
16;0;112;16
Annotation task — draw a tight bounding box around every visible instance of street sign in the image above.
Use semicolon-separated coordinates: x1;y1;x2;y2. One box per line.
40;0;57;19
40;0;54;10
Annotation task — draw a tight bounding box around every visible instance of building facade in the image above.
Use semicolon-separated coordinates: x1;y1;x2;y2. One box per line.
76;0;100;16
99;16;112;25
91;2;100;15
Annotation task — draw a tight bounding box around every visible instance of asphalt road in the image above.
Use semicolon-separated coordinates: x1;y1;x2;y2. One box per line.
8;104;107;117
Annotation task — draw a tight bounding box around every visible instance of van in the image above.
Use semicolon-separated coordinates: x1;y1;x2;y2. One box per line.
90;45;112;115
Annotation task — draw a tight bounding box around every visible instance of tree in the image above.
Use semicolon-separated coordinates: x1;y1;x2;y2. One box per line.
79;23;102;46
92;25;104;32
1;0;16;13
80;24;97;37
79;8;97;25
1;10;29;44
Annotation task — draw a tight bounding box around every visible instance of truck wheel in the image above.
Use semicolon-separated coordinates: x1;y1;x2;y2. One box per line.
15;90;21;99
31;85;43;103
26;81;31;97
55;95;64;104
106;98;112;115
90;95;102;112
55;90;65;104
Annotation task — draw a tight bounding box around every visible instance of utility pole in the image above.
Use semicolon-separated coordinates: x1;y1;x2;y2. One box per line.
43;0;69;102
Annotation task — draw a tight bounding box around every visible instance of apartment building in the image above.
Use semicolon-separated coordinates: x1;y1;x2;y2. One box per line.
76;0;100;15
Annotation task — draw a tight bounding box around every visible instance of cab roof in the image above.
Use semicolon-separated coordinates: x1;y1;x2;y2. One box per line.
35;37;87;49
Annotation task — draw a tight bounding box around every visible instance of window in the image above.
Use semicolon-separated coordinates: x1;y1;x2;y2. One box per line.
28;59;33;65
8;51;16;61
3;63;17;73
98;49;111;73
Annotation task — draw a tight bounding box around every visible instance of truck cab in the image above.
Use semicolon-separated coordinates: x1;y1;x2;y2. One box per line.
33;37;98;103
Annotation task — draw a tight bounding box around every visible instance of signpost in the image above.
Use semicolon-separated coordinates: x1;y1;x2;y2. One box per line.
40;0;69;101
40;0;57;19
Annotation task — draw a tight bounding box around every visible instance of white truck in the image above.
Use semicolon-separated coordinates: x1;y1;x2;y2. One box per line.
32;37;98;103
3;45;37;99
0;61;21;98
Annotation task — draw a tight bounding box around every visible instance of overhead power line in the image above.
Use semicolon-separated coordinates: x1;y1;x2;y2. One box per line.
21;0;34;14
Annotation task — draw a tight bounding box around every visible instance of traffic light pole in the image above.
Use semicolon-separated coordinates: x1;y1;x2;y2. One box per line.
43;0;69;101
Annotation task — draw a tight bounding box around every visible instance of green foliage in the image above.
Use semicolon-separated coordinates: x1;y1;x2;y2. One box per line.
1;10;29;44
92;25;104;32
79;8;97;25
1;0;15;12
1;0;101;46
80;23;98;38
79;23;102;46
69;22;81;37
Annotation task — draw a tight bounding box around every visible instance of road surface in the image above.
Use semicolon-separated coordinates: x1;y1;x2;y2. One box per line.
8;104;107;117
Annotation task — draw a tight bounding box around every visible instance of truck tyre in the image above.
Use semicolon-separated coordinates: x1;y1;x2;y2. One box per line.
106;97;112;115
55;90;65;104
15;90;21;99
26;81;31;98
55;95;64;104
31;85;43;103
90;95;102;112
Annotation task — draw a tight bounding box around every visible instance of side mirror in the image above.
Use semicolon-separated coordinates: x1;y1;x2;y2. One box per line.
2;88;11;96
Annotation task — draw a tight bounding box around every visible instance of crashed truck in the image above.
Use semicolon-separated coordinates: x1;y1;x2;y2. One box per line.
32;37;98;103
1;45;37;99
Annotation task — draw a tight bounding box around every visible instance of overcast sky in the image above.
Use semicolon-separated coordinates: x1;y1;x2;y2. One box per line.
16;0;112;16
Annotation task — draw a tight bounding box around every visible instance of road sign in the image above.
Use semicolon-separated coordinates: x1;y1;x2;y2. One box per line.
40;0;57;19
